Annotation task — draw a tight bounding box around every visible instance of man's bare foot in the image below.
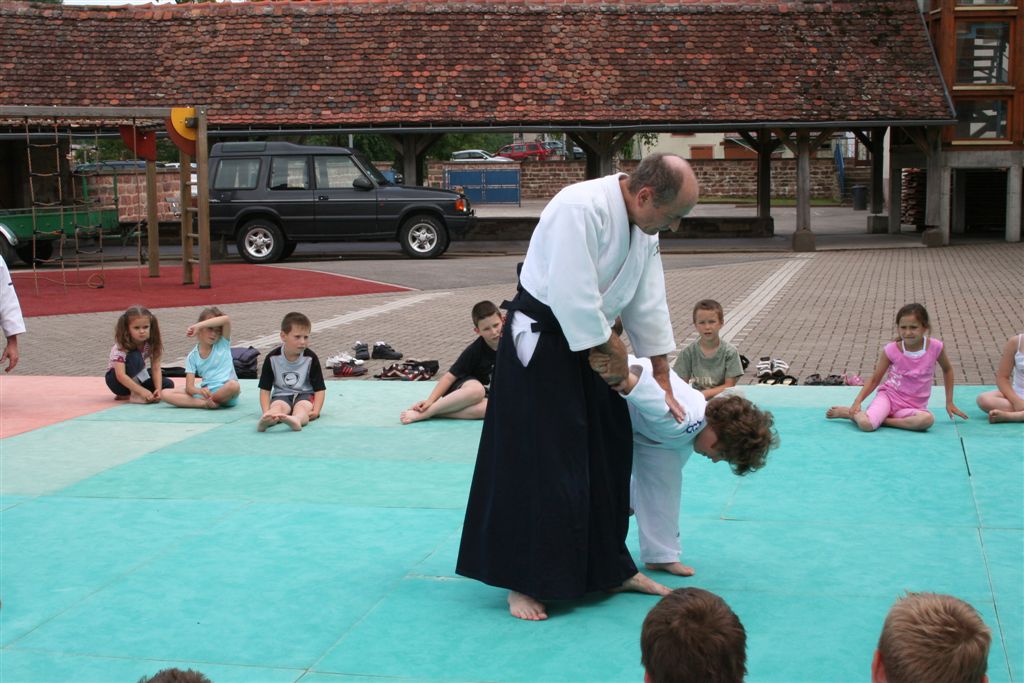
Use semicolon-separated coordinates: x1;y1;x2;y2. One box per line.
400;409;427;425
281;415;303;431
508;591;547;621
826;406;851;419
257;414;279;432
646;561;695;577
611;572;670;596
989;409;1024;423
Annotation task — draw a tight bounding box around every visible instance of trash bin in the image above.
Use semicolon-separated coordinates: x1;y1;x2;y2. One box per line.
851;185;868;211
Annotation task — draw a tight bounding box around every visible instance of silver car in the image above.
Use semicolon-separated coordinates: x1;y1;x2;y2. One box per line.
450;149;513;162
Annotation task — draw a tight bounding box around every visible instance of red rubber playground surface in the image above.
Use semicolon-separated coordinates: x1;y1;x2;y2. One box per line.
12;264;410;317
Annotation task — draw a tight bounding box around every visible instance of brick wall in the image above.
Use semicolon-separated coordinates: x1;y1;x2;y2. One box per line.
81;170;188;224
429;158;840;201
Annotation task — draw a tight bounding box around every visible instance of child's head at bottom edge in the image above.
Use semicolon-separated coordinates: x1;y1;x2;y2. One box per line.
641;587;747;683
699;394;778;475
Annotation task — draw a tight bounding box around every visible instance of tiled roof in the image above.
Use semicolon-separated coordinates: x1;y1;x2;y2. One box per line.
0;0;953;128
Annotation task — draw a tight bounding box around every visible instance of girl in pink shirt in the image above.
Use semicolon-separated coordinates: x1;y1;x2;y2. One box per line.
827;303;967;431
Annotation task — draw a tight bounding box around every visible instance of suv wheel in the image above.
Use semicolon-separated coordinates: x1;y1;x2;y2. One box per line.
237;219;285;263
399;214;448;259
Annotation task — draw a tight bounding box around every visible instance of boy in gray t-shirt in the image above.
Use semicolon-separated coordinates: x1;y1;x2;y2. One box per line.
672;299;743;399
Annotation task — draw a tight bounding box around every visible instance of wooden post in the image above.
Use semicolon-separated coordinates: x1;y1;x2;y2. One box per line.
145;159;160;277
888;153;902;235
1007;163;1022;242
196;106;211;288
179;149;193;285
791;130;816;252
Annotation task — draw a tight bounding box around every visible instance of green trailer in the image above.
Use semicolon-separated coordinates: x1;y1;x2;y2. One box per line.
0;174;121;266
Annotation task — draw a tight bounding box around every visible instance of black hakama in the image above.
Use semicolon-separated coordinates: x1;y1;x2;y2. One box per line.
455;291;637;600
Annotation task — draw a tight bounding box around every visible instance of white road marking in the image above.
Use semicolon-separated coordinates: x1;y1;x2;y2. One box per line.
675;254;814;347
169;291;451;364
721;254;814;343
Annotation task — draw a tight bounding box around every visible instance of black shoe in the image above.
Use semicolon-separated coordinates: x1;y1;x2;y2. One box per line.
352;341;370;361
372;341;403;360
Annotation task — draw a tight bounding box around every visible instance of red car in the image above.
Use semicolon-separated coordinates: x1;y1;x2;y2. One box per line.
495;141;552;161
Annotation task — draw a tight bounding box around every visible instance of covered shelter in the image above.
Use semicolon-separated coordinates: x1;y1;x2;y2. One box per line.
0;0;955;249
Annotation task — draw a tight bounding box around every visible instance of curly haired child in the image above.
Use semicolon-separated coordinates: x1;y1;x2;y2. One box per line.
597;353;778;577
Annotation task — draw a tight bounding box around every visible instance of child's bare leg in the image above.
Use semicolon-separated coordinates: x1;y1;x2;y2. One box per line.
826;405;852;419
645;561;696;577
401;383;486;424
976;390;1012;413
284;400;314;431
852;410;876;432
882;411;934;431
258;400;291;431
508;591;547;621
211;380;241;406
162;388;210;409
611;572;671;597
989;409;1024;423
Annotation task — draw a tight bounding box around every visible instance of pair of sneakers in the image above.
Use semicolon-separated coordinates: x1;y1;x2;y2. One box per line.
326;353;364;368
352;341;403;361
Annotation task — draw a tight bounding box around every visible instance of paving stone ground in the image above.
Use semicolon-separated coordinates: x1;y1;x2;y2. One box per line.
12;241;1021;394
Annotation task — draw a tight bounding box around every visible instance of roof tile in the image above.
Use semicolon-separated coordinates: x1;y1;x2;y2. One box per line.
0;0;951;127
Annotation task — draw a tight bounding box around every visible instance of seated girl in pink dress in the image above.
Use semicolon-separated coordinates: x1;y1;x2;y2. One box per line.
826;303;968;432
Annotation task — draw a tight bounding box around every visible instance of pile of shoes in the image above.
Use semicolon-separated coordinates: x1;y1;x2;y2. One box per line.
804;373;862;386
325;352;367;377
755;356;798;385
375;359;440;381
352;341;404;361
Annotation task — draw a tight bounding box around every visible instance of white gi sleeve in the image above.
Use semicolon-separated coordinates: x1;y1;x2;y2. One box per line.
619;238;674;358
0;255;26;338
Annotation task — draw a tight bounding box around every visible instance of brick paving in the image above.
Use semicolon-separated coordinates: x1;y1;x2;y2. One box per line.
9;242;1022;389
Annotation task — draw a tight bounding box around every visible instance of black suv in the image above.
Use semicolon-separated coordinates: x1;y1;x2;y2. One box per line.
208;142;474;262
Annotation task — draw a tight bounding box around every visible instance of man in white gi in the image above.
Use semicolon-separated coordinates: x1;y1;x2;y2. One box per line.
0;254;26;372
456;153;699;620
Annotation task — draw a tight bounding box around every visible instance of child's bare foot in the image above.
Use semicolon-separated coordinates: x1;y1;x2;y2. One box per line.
989;409;1024;423
508;591;547;621
826;406;851;419
205;398;219;409
646;561;695;577
257;414;280;432
281;415;303;431
400;409;427;425
611;572;670;596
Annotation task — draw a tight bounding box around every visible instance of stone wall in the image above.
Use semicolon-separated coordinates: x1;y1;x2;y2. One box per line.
428;158;840;201
80;170;188;224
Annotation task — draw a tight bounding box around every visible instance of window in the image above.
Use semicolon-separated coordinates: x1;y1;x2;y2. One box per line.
269;156;310;190
956;0;1012;5
213;158;260;190
956;22;1010;84
954;99;1009;138
315;156;365;189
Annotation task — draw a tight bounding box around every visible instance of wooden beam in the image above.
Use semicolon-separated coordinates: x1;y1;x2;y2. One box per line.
0;106;172;119
179;150;193;285
851;129;872;148
196;106;211;288
772;128;798;156
145;160;159;278
901;126;931;156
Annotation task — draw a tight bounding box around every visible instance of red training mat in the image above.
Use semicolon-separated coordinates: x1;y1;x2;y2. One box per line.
13;264;410;317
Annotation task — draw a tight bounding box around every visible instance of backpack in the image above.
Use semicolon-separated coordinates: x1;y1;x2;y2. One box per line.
231;346;261;379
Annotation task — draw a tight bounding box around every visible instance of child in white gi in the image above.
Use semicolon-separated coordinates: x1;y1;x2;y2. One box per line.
616;354;778;577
